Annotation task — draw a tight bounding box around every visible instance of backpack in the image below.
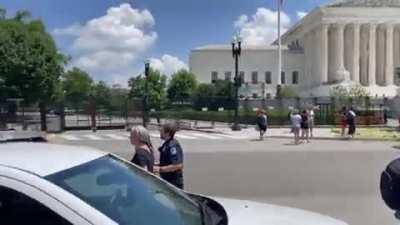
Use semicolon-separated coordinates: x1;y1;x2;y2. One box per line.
380;158;400;210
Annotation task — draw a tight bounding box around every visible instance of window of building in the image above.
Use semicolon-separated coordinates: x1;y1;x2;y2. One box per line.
224;72;232;81
0;186;72;224
292;71;299;84
266;93;272;99
252;93;258;99
251;72;258;84
265;71;272;84
281;72;286;84
239;71;245;83
211;71;218;83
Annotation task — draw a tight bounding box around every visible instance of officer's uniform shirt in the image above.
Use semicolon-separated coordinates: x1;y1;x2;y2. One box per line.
158;138;184;189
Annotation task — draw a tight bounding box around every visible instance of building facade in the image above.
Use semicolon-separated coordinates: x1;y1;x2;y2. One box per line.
189;45;304;98
189;0;400;98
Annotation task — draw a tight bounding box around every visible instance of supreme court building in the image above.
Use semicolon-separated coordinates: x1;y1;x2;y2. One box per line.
189;0;400;98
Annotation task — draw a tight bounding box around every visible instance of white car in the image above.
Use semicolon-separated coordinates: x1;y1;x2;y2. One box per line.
0;143;348;225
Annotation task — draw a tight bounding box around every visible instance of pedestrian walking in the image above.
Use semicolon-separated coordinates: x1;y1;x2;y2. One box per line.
256;109;267;140
383;108;388;124
155;123;185;189
308;107;315;138
130;126;155;173
288;110;294;133
347;107;357;138
340;107;347;137
290;110;302;145
301;110;310;143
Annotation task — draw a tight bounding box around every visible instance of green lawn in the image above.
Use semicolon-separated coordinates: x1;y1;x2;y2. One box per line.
331;127;400;141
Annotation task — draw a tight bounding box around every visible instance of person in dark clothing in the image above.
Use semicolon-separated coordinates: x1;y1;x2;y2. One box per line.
347;108;356;138
256;109;267;140
155;123;184;189
340;107;347;137
130;126;154;173
383;108;388;124
300;110;310;143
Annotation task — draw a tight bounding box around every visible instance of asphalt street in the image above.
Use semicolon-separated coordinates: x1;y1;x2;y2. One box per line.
50;130;400;225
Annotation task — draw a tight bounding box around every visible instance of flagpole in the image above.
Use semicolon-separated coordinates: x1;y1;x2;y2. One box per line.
277;0;282;97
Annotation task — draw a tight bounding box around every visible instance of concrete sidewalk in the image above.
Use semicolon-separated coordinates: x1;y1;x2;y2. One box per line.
204;127;335;139
192;126;400;142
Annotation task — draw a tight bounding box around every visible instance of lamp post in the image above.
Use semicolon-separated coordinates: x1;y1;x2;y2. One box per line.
143;60;150;128
232;35;242;131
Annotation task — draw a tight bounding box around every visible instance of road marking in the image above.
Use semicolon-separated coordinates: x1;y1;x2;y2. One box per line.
61;134;82;141
175;134;198;140
120;133;130;137
212;133;245;139
104;134;126;140
186;132;222;139
83;134;104;140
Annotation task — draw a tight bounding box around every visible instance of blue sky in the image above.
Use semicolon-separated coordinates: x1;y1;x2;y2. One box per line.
0;0;330;85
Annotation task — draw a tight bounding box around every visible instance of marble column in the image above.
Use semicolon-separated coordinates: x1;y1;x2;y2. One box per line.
385;23;394;86
352;23;360;83
335;23;350;82
368;23;377;85
321;23;329;84
376;25;386;85
360;24;369;86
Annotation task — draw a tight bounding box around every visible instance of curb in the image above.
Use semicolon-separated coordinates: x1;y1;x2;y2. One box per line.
184;128;399;142
255;135;399;142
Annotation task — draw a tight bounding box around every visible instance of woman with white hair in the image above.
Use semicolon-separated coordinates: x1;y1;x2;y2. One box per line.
130;126;155;173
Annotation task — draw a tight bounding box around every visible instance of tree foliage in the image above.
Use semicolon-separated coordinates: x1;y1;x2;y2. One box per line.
128;69;167;110
167;70;197;102
0;10;65;105
279;86;299;98
193;80;234;99
92;81;112;110
214;80;233;97
0;9;65;130
62;68;93;109
330;84;369;99
194;83;216;99
330;84;370;109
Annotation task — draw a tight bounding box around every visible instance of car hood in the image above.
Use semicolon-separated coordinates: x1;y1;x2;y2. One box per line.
214;198;348;225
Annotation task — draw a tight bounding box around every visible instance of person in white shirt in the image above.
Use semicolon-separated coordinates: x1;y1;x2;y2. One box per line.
290;110;302;145
308;107;316;138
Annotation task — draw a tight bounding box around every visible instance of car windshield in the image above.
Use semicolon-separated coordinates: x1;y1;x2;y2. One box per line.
46;155;203;225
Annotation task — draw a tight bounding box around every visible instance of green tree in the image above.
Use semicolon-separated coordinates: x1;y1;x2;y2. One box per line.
92;81;112;111
330;84;369;109
14;10;31;22
0;12;65;130
279;86;299;98
214;80;233;97
167;70;197;102
194;83;216;99
0;9;6;20
109;85;129;112
128;69;167;110
62;68;93;110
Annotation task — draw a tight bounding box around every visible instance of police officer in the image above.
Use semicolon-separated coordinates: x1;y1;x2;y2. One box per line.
155;123;184;189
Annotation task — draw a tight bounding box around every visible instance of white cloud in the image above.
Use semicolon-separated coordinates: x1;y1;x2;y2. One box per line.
149;55;188;76
234;7;291;45
53;3;157;85
296;11;308;20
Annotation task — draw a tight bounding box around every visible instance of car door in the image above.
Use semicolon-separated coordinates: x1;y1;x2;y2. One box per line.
0;176;92;225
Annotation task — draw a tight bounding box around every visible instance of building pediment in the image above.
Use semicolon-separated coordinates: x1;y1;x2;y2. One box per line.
327;0;400;7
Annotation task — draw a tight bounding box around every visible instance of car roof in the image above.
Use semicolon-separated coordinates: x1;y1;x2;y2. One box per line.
0;143;107;177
